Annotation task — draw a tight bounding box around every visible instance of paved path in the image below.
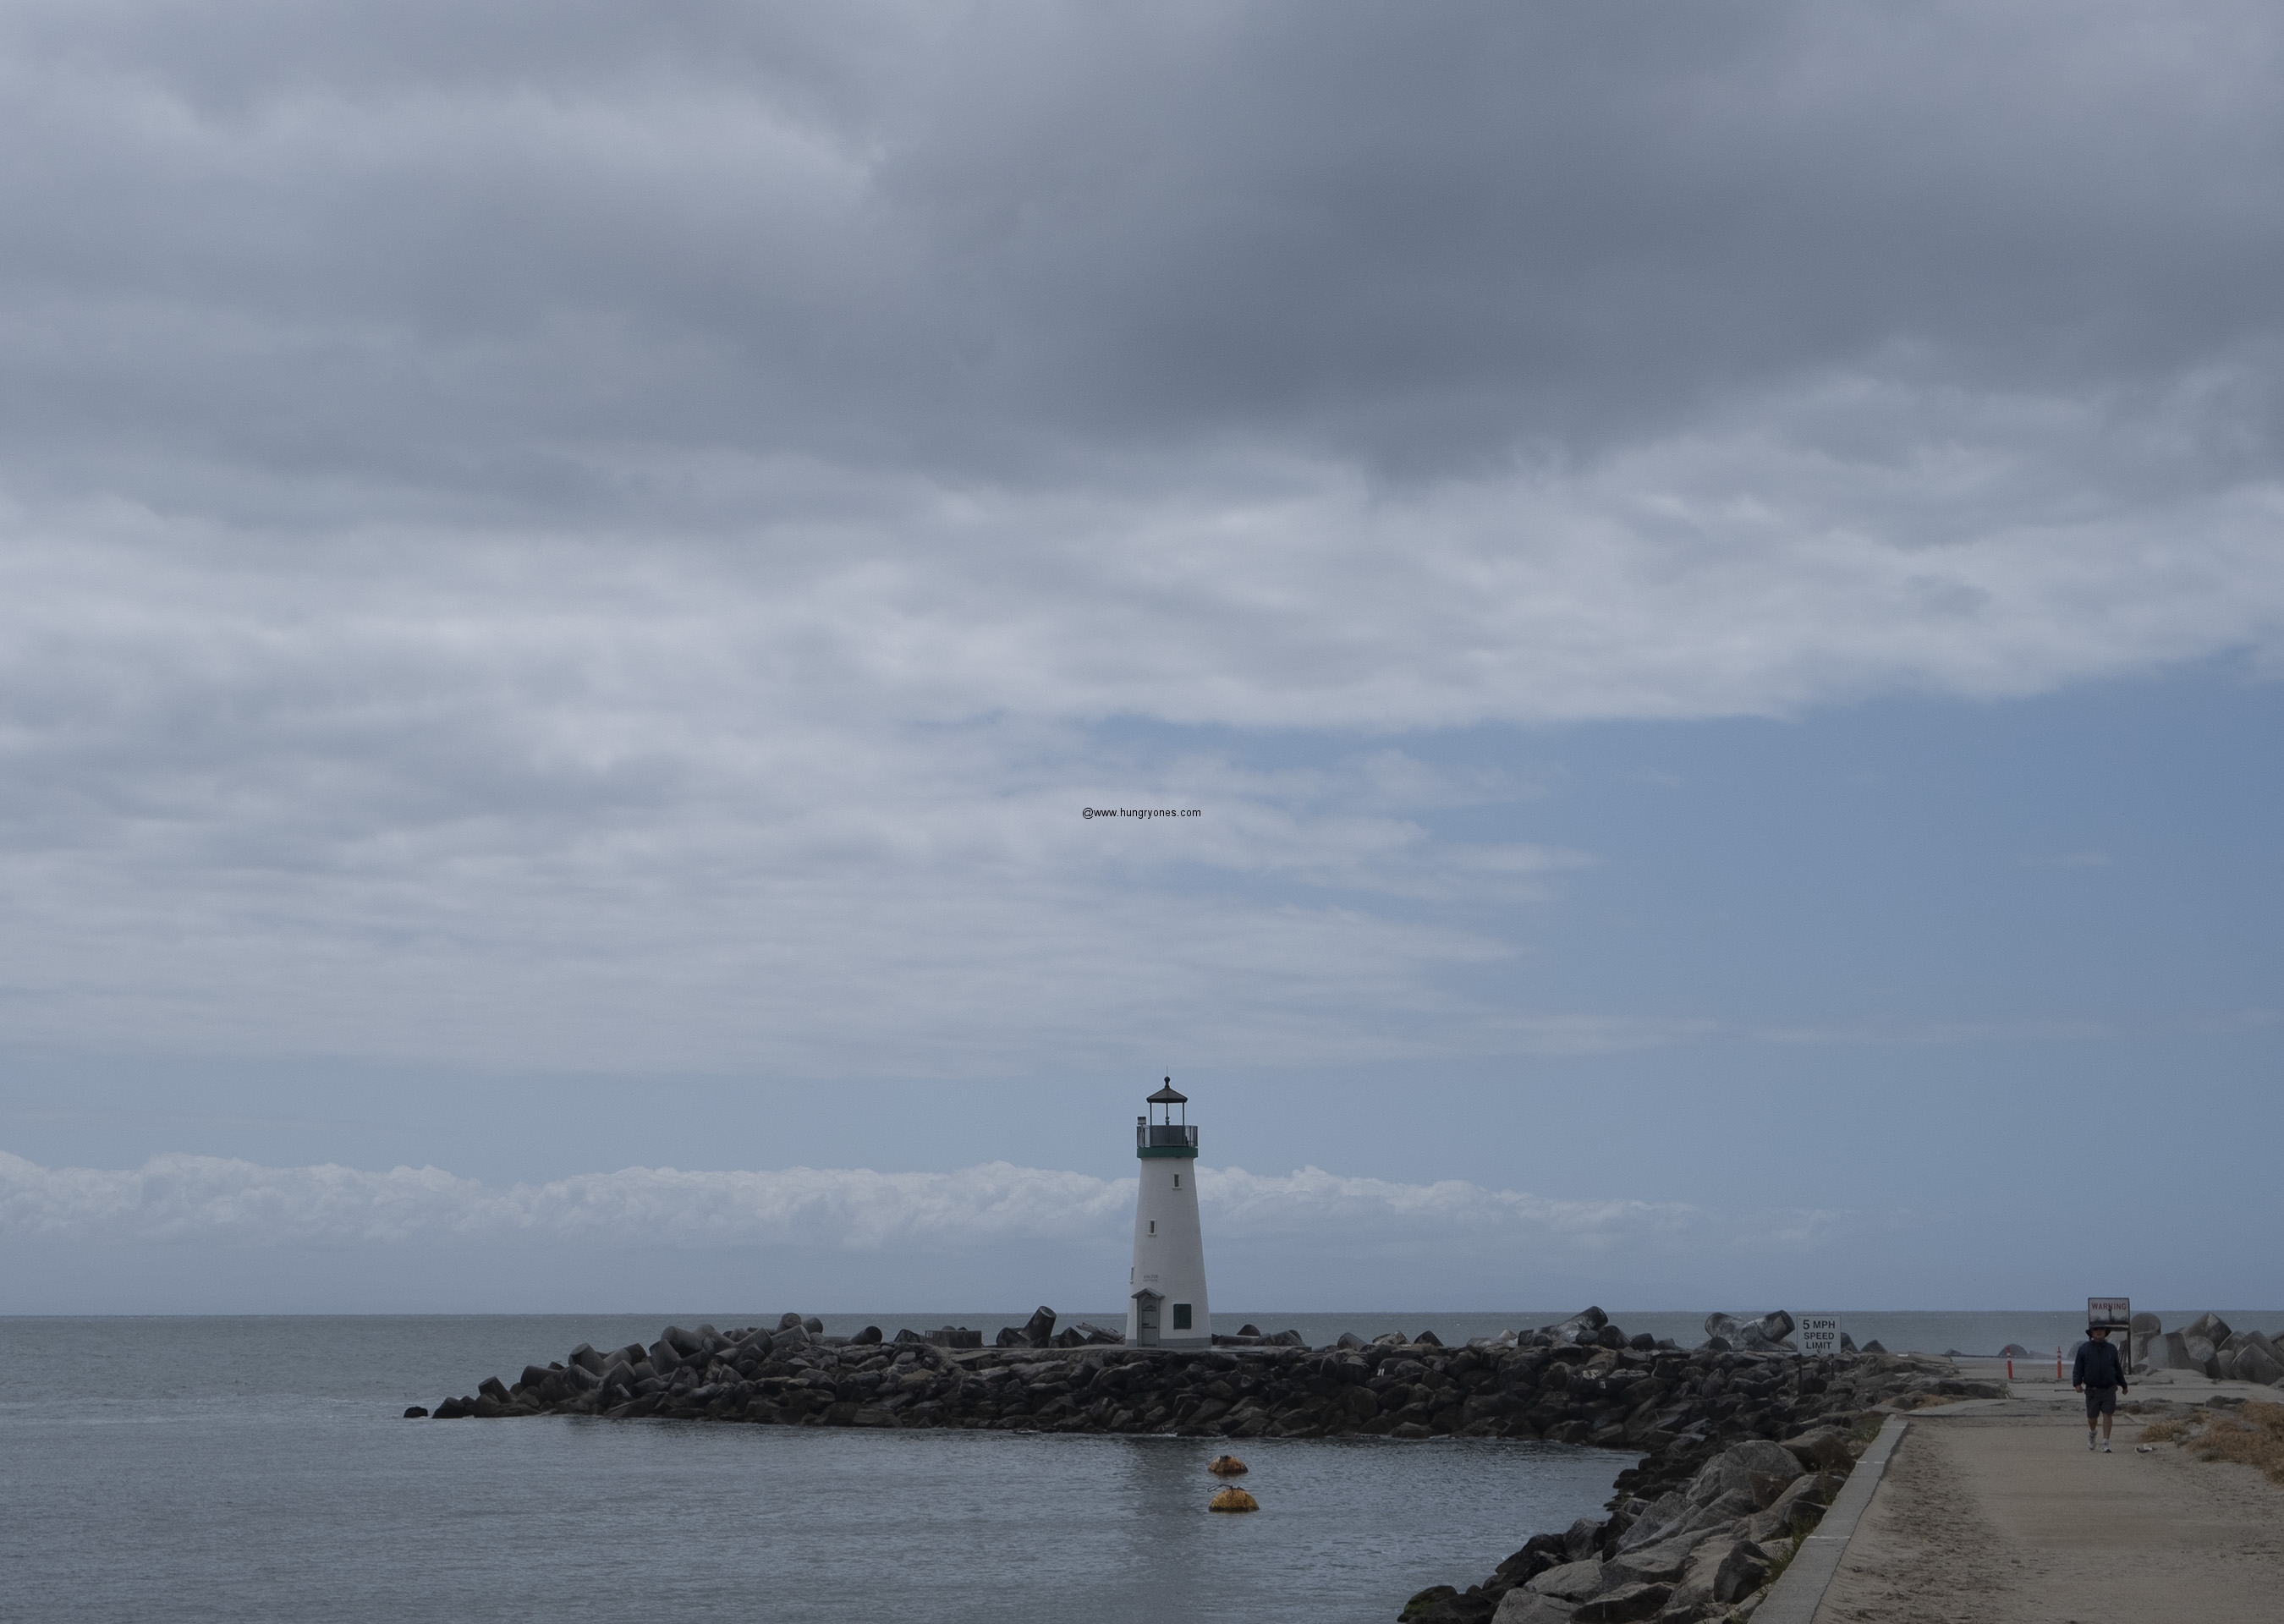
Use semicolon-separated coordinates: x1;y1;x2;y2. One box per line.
1814;1397;2284;1624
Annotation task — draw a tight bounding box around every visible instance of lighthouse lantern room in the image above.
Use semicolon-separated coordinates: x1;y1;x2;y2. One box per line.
1128;1078;1210;1347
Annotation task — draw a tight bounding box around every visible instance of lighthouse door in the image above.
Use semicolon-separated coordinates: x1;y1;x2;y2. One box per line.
1134;1291;1162;1347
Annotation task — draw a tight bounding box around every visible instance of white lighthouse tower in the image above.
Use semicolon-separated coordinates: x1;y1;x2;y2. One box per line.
1127;1077;1210;1347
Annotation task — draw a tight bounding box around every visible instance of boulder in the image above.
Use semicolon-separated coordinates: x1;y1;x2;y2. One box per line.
1562;1517;1606;1563
567;1344;606;1375
2222;1338;2284;1386
802;1316;824;1333
2183;1312;2233;1347
1612;1492;1687;1554
1019;1306;1057;1347
1525;1561;1606;1603
477;1376;512;1405
777;1312;805;1330
1677;1489;1760;1536
1417;1330;1446;1347
892;1328;924;1343
1780;1428;1858;1473
1491;1594;1578;1624
403;1406;430;1418
1544;1308;1610;1345
2149;1330;2193;1371
2128;1311;2163;1369
1403;1585;1459;1621
850;1325;883;1346
1601;1536;1698;1588
1686;1440;1803;1509
1747;1472;1841;1544
1705;1311;1796;1351
661;1325;702;1358
2182;1335;2221;1378
1859;1339;1887;1354
1572;1583;1671;1622
1336;1331;1368;1350
1710;1541;1774;1605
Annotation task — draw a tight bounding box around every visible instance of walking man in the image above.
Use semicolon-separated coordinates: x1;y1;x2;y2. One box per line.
2073;1323;2128;1451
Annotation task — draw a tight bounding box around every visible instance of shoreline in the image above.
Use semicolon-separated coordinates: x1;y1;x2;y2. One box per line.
422;1309;2284;1622
426;1308;1969;1622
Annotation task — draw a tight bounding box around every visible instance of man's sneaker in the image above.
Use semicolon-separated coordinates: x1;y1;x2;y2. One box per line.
2088;1432;2099;1450
2100;1440;2112;1452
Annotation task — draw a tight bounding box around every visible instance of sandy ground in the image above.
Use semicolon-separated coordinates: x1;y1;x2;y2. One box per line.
1813;1407;2284;1624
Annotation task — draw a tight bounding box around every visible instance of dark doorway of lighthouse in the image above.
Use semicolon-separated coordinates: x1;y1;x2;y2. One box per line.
1133;1289;1162;1347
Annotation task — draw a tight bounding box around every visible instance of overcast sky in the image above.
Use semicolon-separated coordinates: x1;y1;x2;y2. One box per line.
2;1;2279;1315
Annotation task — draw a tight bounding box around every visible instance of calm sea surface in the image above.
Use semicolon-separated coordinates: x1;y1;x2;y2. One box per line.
6;1309;2274;1621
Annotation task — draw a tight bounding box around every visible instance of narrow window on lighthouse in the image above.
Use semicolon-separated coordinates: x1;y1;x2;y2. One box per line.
1172;1174;1180;1188
1149;1221;1156;1234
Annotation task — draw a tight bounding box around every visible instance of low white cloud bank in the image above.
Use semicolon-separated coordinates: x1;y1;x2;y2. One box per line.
0;1150;1850;1259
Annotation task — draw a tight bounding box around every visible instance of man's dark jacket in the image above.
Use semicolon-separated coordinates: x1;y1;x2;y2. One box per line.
2074;1338;2128;1390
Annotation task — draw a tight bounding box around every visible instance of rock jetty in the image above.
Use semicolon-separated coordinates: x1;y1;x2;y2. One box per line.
2131;1310;2284;1387
417;1305;1999;1622
1397;1325;1991;1623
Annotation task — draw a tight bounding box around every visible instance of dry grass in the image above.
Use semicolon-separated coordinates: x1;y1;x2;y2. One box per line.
2140;1401;2284;1484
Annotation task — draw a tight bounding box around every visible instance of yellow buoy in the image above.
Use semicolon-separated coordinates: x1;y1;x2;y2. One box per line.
1209;1487;1259;1512
1207;1454;1249;1476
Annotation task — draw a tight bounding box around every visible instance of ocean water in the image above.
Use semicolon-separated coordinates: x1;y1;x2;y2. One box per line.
11;1309;2276;1624
1;1315;1625;1624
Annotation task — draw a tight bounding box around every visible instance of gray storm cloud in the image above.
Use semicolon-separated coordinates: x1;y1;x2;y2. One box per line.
0;1;2278;494
0;1;2278;1069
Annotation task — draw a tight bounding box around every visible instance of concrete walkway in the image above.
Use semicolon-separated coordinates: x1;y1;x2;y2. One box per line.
1812;1379;2284;1624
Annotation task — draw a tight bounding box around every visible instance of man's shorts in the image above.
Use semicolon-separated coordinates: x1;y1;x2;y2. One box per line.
2084;1385;2119;1418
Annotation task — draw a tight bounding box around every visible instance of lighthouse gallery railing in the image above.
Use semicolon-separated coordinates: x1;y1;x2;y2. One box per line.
1137;1123;1199;1149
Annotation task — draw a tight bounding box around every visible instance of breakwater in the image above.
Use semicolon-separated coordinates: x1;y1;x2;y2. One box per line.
420;1304;1986;1621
